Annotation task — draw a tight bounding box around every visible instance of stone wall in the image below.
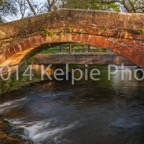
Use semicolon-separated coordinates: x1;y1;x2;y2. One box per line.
34;53;135;65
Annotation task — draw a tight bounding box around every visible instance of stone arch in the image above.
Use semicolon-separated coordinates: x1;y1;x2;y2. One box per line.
0;33;143;68
0;9;144;70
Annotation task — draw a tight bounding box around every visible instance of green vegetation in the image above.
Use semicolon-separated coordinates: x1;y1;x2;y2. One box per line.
63;0;120;12
138;28;144;35
40;48;60;54
63;0;144;13
0;60;45;96
0;74;41;96
41;26;74;37
67;27;74;33
41;26;54;37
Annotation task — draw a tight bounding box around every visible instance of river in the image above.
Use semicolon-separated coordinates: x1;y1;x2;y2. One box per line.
0;66;144;144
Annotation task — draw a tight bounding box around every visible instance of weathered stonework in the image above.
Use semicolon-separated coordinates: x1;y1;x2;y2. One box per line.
0;9;144;69
0;31;6;39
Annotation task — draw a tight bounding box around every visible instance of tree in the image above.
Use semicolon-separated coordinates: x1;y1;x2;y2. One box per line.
26;0;37;15
39;0;60;12
0;0;17;23
92;0;144;13
15;0;27;19
62;0;120;12
120;0;144;13
62;0;144;13
1;0;144;23
15;0;37;19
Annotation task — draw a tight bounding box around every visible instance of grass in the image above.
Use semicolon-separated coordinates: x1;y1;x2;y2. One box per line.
40;48;60;54
39;45;111;54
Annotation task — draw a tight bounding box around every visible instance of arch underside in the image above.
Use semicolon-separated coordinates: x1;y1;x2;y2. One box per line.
0;33;144;71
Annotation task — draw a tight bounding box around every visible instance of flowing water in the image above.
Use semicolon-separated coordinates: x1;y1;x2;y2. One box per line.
0;67;144;144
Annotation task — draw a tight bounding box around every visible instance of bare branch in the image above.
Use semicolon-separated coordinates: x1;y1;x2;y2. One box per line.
26;0;37;15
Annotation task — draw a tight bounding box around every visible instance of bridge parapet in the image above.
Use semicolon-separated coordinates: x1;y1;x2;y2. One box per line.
1;9;144;41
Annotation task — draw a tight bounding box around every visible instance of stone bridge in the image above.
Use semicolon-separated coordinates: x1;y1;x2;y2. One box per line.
0;9;144;71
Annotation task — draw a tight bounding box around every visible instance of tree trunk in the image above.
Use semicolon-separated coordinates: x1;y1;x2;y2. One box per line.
26;0;37;15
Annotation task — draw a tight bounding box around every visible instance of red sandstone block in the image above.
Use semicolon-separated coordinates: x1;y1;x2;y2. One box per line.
24;39;31;48
88;36;104;47
9;47;16;55
66;34;73;42
117;39;125;44
72;34;80;42
130;45;140;49
34;36;43;45
108;39;115;47
87;35;93;44
4;52;8;59
51;36;58;43
55;35;68;43
123;39;137;45
134;54;143;66
4;49;11;59
120;48;130;55
14;44;21;52
60;34;72;42
30;37;37;47
87;30;97;35
112;48;118;53
81;34;89;44
41;36;46;42
45;37;53;43
19;41;27;50
101;38;113;48
0;59;3;64
36;36;46;45
112;42;121;49
60;35;65;42
36;36;45;44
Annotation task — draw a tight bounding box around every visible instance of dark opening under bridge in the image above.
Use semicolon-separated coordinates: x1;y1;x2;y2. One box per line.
0;9;144;71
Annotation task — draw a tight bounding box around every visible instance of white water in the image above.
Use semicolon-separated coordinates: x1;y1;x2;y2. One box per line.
9;118;78;144
0;97;27;114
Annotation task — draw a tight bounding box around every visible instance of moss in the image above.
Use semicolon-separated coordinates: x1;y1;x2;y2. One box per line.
41;26;74;37
100;28;107;33
41;26;54;37
58;30;64;36
41;26;46;32
67;27;73;33
138;28;144;35
45;31;54;37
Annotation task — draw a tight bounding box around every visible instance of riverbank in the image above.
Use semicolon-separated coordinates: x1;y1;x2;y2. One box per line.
0;63;52;96
0;116;33;144
0;76;50;97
